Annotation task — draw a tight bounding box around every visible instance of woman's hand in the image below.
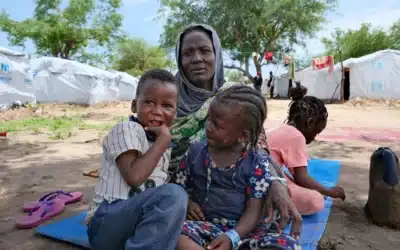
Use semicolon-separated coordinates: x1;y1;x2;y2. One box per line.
265;181;302;240
187;200;205;221
206;234;231;250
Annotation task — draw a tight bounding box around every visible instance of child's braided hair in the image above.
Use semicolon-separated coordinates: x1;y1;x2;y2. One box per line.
287;81;328;125
214;85;267;149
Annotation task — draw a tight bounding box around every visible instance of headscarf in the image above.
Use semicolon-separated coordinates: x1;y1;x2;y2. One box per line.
175;24;224;117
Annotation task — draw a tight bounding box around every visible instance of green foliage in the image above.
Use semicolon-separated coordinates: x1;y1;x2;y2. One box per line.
225;70;245;82
321;22;398;61
389;20;400;50
113;37;175;76
0;115;113;140
159;0;336;78
0;0;123;61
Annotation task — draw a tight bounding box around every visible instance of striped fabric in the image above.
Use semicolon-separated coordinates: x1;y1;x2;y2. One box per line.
86;121;170;222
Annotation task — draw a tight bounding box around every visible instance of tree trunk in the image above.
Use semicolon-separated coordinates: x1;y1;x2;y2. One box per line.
339;51;345;104
253;54;262;79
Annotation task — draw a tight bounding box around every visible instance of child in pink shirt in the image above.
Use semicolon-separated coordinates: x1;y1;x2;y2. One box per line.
267;85;345;215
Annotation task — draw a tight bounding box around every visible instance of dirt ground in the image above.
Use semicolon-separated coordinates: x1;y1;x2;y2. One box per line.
1;99;400;250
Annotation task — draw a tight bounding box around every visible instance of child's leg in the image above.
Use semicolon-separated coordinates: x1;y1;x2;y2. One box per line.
178;221;224;249
288;181;325;215
176;235;204;250
88;184;188;250
241;224;299;250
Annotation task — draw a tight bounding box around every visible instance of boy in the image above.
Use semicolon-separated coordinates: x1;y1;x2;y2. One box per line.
86;69;188;250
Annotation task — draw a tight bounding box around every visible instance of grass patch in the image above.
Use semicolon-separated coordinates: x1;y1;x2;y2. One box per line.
0;115;116;140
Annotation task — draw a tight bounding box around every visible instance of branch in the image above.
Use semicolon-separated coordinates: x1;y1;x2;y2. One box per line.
223;64;253;80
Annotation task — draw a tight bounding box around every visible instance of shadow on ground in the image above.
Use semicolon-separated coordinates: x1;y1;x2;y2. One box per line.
310;141;400;250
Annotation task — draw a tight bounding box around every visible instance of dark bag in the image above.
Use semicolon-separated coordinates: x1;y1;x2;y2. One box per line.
365;147;400;229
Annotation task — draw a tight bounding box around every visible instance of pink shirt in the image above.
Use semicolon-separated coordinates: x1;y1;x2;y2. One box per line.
267;124;308;175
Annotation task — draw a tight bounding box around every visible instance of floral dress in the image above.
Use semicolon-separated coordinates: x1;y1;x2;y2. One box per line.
169;82;268;174
173;141;300;250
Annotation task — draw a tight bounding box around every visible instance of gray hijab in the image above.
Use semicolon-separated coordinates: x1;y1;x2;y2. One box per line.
175;24;225;117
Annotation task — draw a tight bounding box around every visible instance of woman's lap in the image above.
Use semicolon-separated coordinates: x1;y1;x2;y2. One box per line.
182;221;300;250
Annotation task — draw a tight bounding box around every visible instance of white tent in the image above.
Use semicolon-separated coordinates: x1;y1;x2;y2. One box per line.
294;50;400;100
275;73;290;97
0;47;35;108
347;50;400;100
109;70;139;101
32;57;119;105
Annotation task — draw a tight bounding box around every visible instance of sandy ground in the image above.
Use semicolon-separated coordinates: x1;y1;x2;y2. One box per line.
1;99;400;250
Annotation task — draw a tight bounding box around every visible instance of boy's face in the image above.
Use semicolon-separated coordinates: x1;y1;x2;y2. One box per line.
132;80;178;128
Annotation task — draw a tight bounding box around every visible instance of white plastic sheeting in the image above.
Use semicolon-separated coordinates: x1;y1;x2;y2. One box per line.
0;47;35;108
275;73;290;97
294;50;400;100
32;57;120;105
294;63;344;100
347;50;400;100
109;70;139;101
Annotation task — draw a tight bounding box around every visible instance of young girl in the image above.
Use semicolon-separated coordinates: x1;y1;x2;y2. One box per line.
267;84;346;215
86;69;188;250
173;85;299;250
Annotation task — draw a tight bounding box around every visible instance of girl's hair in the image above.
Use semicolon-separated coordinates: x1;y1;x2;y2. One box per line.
287;81;328;125
214;85;267;149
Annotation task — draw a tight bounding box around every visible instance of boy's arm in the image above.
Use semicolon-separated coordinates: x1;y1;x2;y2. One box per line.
106;122;170;187
234;158;272;238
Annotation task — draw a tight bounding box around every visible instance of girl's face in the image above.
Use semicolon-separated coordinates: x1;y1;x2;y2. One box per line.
180;30;216;90
205;100;249;149
303;118;327;144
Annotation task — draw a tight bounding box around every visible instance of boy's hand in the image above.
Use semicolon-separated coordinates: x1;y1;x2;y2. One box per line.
145;125;172;144
206;234;232;250
327;185;345;200
187;200;205;221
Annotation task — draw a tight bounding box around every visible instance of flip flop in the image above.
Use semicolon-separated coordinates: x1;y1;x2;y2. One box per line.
16;198;65;229
82;169;99;178
23;190;83;212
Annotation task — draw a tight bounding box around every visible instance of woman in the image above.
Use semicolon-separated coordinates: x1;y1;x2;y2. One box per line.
169;24;302;249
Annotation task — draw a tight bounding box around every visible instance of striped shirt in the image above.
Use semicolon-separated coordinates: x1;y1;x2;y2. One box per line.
86;121;170;222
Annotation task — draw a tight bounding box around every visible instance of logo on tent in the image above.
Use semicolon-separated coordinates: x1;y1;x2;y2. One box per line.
0;62;11;72
371;80;383;92
375;60;383;69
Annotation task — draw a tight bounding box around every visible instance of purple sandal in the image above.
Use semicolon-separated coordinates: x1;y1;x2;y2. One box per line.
23;190;83;212
16;197;65;229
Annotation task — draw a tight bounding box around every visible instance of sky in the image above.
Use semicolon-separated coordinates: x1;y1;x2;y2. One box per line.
1;0;400;76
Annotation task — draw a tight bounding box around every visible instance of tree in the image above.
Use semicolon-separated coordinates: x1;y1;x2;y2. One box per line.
113;37;175;76
225;69;245;82
0;0;123;63
159;0;336;80
389;20;400;50
321;23;393;62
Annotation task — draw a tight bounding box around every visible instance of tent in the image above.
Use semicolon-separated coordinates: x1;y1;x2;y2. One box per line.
295;50;400;100
109;70;139;101
32;57;119;105
0;47;35;109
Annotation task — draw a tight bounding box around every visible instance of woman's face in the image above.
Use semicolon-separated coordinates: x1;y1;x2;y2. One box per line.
180;30;216;90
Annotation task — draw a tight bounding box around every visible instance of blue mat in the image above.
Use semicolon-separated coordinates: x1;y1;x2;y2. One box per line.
36;158;341;250
283;158;341;250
